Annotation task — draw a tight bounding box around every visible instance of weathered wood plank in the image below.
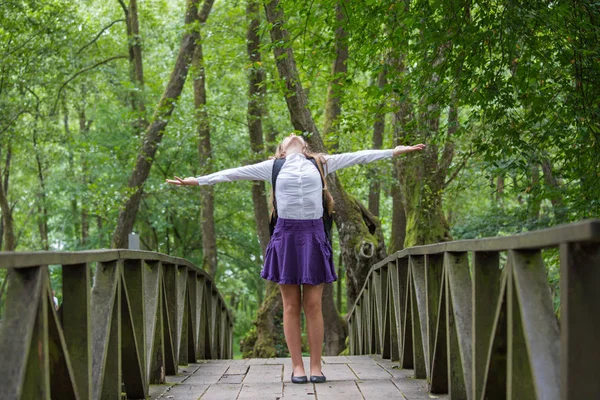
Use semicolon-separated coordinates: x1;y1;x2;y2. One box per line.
25;269;51;400
90;261;120;400
357;380;405;399
429;266;448;394
47;284;79;400
61;263;91;400
225;364;250;375
408;264;426;379
481;269;508;400
445;252;472;399
281;382;317;398
322;355;350;364
511;250;559;400
314;380;363;400
409;256;429;378
186;363;229;385
187;270;198;362
163;383;209;399
244;364;283;383
160;266;178;376
380;266;391;359
237;382;283;400
472;251;501;400
321;363;360;381
143;261;162;383
560;242;600;400
347;362;391;380
148;383;174;400
388;261;401;361
176;265;188;363
0;267;44;400
218;374;245;384
506;254;536;400
393;377;448;399
198;383;242;399
120;270;147;399
123;259;146;379
425;254;443;374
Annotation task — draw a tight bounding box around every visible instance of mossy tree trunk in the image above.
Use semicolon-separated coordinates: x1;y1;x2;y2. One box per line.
368;65;387;217
192;1;217;277
313;0;349;356
241;0;286;358
396;79;455;247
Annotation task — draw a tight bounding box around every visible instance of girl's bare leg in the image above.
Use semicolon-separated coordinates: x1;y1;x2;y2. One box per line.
302;283;324;376
279;284;305;376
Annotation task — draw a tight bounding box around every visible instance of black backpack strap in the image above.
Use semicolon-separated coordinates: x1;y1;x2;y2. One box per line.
308;158;334;243
271;158;286;208
269;158;286;236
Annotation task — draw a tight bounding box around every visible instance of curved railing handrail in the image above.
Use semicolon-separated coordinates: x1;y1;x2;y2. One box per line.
0;250;234;400
0;249;233;322
347;219;600;400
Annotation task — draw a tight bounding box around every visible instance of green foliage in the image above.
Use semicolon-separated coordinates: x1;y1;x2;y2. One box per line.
1;0;598;353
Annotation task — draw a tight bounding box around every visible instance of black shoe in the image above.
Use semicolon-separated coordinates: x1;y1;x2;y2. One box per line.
310;373;326;383
291;372;308;384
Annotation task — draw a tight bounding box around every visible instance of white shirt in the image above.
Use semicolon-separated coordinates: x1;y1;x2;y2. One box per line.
196;149;394;220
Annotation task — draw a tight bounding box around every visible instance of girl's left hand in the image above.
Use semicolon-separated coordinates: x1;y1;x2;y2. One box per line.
165;176;198;186
393;144;426;156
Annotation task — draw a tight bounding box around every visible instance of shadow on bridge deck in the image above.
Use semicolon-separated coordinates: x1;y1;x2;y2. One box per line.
149;354;447;400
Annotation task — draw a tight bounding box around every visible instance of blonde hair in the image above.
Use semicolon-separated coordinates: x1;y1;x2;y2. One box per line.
270;139;335;217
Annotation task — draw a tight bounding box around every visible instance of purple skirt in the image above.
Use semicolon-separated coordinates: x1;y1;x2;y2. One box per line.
261;218;337;285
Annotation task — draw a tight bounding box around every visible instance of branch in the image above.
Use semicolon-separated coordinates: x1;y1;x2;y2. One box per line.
437;141;455;179
117;0;128;14
198;0;216;24
444;149;474;188
76;19;126;55
52;55;128;114
0;109;27;136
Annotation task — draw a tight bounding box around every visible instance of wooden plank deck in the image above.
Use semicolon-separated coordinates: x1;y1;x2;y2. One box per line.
149;355;448;400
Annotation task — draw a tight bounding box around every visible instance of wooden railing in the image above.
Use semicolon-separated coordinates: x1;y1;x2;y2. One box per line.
0;250;233;400
348;220;600;400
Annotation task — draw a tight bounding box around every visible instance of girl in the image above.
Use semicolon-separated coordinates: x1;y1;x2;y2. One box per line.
166;133;425;384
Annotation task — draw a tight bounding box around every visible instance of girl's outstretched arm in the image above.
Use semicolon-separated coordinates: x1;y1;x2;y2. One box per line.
323;144;425;175
166;159;273;186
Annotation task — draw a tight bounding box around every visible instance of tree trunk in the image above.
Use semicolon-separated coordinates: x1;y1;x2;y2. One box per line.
0;145;15;251
368;66;387;217
528;162;541;222
78;106;92;245
121;0;146;123
395;34;460;247
264;0;387;310
541;158;566;222
321;1;348;153
32;127;49;251
63;100;81;247
111;0;207;249
246;0;271;256
242;0;285;358
390;52;411;252
319;0;349;356
192;3;217;277
495;175;505;205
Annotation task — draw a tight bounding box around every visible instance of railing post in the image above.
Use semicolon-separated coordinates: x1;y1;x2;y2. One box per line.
560;242;600;400
472;251;501;400
62;263;91;400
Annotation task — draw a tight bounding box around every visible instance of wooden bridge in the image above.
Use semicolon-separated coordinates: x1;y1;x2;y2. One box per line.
0;220;599;399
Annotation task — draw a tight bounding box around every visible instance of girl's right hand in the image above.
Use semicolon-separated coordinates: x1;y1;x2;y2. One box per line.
165;176;199;186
